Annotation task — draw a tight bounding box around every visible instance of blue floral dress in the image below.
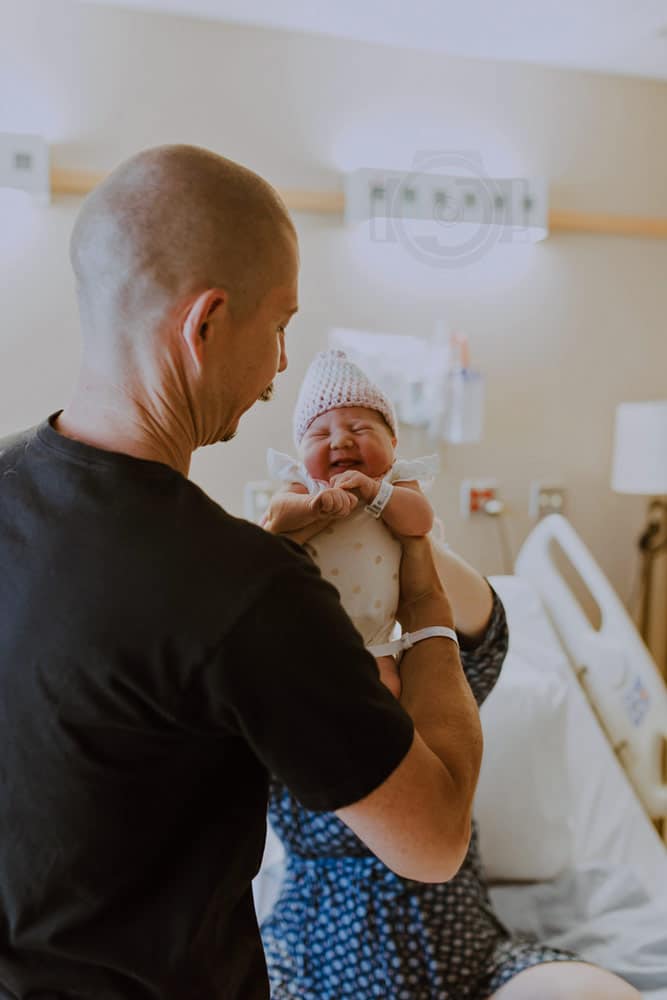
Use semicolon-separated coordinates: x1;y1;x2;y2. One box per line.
261;590;579;999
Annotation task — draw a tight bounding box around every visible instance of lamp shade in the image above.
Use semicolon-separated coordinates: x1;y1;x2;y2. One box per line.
611;401;667;495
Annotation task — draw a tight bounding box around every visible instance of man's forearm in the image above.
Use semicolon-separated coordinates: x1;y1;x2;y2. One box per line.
399;625;483;834
334;538;483;883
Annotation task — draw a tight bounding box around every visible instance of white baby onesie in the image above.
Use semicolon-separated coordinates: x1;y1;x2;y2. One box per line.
267;449;438;652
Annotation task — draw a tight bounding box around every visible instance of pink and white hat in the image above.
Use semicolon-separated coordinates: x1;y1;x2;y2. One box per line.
293;349;397;448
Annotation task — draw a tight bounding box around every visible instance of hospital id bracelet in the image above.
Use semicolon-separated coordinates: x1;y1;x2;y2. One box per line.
401;626;459;649
365;479;394;518
367;626;459;658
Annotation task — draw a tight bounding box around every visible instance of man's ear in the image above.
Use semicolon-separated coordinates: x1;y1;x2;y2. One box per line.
181;289;226;372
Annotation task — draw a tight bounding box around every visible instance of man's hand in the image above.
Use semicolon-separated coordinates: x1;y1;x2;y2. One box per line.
329;469;378;504
262;486;357;546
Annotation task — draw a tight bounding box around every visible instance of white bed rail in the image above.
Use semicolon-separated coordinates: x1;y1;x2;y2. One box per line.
515;514;667;820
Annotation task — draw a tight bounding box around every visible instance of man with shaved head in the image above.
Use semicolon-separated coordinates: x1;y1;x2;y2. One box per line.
0;145;484;999
66;144;298;459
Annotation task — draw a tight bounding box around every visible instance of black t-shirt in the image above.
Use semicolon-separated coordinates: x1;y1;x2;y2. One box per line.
0;417;414;1000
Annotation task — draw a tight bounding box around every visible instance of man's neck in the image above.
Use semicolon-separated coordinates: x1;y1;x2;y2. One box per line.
55;387;193;478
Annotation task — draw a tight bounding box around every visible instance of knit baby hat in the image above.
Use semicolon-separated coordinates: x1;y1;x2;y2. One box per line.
293;349;398;448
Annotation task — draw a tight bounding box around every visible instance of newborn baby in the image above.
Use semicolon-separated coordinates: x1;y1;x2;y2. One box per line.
263;349;438;697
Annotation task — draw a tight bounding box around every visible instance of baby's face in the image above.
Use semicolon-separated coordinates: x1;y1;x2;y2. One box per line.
300;406;397;483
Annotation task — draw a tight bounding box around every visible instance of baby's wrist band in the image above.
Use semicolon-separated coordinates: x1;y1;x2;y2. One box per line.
365;479;394;518
367;626;459;658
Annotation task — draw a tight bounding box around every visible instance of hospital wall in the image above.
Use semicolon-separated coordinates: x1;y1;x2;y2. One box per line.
1;0;666;668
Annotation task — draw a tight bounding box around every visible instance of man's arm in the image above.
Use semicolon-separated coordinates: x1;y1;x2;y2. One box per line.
262;483;357;544
219;534;481;885
336;537;483;882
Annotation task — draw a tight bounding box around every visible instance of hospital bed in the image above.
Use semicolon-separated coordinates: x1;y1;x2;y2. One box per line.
254;514;667;997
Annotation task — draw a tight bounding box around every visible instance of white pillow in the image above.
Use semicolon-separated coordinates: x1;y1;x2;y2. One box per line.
474;649;575;883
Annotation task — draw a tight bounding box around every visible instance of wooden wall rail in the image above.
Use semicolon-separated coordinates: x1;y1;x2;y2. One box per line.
548;210;667;239
49;167;667;239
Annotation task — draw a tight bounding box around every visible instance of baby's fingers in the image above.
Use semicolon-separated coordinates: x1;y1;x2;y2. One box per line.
311;491;333;514
330;471;356;490
326;488;357;516
328;488;348;514
311;488;358;518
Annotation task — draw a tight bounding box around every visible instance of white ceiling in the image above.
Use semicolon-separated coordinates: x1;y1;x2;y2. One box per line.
79;0;667;81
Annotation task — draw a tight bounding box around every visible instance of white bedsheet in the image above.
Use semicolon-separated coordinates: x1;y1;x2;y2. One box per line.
490;864;667;996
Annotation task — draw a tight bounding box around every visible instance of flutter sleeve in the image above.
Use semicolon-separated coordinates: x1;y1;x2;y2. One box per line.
390;453;439;492
266;448;324;495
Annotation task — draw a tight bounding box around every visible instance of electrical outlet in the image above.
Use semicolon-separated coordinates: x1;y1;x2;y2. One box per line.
460;478;498;518
529;481;566;520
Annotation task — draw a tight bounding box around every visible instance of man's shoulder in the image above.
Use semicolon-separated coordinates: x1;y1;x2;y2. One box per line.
0;425;39;482
224;515;315;580
0;425;34;462
176;494;324;634
185;484;315;579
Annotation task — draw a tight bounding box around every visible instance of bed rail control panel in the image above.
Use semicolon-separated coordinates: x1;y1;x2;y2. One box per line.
516;514;667;820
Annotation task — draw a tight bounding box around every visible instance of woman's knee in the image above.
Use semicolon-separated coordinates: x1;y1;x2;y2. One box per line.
491;961;641;1000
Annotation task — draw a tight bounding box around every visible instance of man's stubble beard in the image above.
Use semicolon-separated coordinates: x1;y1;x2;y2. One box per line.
221;382;274;443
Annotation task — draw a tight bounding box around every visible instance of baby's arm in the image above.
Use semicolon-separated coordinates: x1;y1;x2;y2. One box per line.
262;483;357;545
330;472;433;537
377;479;434;536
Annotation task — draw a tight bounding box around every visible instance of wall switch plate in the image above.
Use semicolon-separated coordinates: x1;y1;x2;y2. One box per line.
0;132;50;200
460;478;499;518
243;480;276;524
529;481;566;520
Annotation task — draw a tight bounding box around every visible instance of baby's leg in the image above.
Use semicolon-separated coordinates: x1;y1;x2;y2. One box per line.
375;655;402;699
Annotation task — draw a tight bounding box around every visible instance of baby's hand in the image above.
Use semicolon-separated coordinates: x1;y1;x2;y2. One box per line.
309;487;358;518
329;469;378;503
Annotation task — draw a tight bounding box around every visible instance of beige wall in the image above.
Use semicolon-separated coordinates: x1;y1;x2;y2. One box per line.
1;0;666;642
